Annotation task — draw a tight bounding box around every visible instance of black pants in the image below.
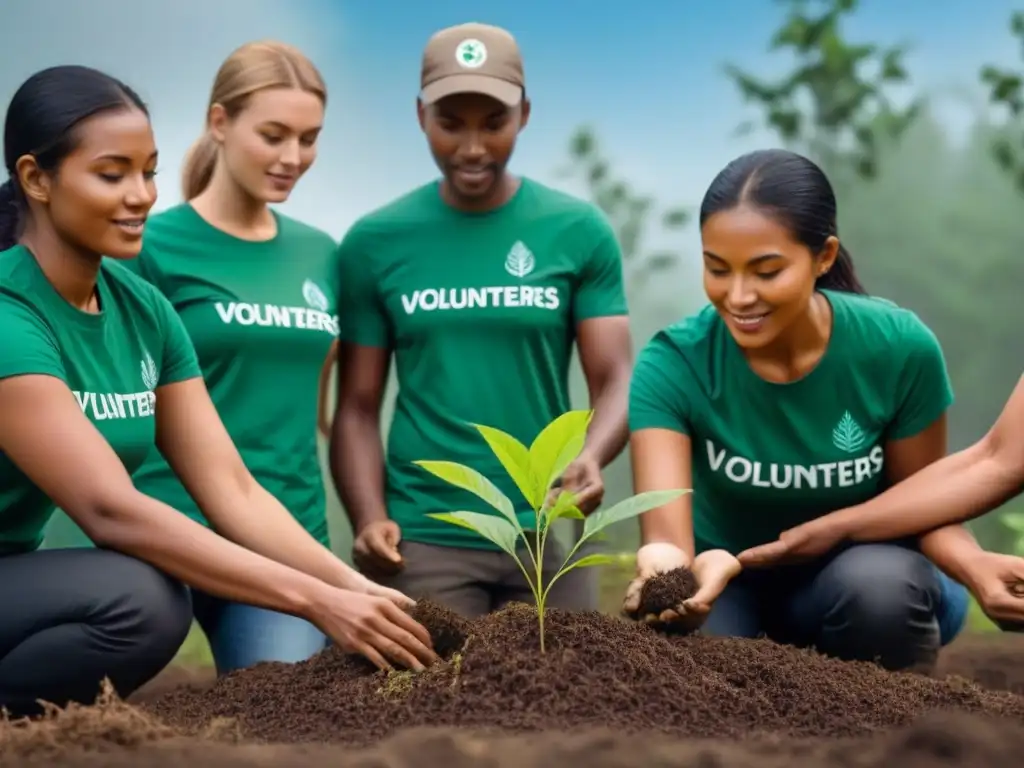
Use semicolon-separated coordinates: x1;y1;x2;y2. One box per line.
0;547;192;718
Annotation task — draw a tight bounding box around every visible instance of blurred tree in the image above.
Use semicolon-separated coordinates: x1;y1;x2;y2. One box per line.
725;0;920;180
558;126;690;296
980;11;1024;191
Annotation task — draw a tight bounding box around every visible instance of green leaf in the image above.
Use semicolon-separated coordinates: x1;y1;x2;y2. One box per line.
528;410;593;498
581;489;690;543
413;460;521;531
557;552;621;576
541;490;585;532
427;511;521;557
473;424;540;509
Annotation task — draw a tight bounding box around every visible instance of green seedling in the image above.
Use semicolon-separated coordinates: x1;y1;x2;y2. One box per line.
413;409;689;652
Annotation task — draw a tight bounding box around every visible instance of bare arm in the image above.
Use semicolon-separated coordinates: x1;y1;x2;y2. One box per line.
630;428;695;561
830;376;1024;541
317;340;339;438
0;374;326;617
329;342;392;534
575;316;633;466
155;377;361;591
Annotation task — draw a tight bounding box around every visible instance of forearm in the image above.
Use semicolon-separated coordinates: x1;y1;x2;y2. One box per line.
839;440;1022;542
330;407;391;532
206;481;357;590
86;492;327;618
582;367;631;467
639;507;695;561
918;524;985;588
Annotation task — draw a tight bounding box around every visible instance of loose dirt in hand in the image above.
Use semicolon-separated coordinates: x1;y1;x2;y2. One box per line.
142;601;1024;747
636;566;698;616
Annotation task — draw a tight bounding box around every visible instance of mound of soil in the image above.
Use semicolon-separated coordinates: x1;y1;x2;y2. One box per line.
636;566;698;616
142;600;1024;748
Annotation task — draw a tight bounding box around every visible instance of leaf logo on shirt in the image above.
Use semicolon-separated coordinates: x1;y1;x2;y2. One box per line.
831;411;867;454
504;241;535;278
140;349;159;392
302;279;329;311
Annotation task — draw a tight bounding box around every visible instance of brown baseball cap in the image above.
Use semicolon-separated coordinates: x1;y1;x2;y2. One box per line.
420;22;525;107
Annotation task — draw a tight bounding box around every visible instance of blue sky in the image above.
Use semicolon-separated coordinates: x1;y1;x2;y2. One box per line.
0;0;1019;241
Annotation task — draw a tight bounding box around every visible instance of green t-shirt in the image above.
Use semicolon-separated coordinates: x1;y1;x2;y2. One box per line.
122;204;339;545
628;289;954;555
0;245;201;554
337;178;628;549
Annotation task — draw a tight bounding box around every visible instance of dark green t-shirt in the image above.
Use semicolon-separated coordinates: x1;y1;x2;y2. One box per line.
337;178;628;549
0;245;201;554
122;204;339;545
628;289;954;554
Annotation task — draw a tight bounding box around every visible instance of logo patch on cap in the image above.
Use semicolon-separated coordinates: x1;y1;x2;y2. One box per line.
455;38;487;69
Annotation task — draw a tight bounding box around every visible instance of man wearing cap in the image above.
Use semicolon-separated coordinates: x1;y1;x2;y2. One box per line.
328;22;634;618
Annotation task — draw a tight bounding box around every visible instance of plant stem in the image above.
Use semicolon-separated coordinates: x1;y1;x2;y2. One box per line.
535;525;546;653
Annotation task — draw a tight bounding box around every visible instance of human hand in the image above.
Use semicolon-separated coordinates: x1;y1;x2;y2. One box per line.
306;584;438;672
353;520;404;577
622;542;690;617
736;515;851;568
338;566;417;611
959;551;1024;631
638;549;742;631
549;451;604;515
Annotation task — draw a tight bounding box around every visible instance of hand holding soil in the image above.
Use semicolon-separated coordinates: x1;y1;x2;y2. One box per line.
306;584;438;672
353;520;405;577
624;545;742;632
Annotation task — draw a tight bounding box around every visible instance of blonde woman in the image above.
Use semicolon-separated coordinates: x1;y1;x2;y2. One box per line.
124;41;352;674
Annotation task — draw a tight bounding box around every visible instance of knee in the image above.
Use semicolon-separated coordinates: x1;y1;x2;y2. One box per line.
816;544;940;632
100;554;193;661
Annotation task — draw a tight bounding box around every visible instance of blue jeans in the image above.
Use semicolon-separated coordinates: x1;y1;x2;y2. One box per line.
701;542;969;671
190;589;328;676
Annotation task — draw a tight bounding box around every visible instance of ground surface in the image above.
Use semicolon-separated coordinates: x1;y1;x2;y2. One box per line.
3;603;1024;767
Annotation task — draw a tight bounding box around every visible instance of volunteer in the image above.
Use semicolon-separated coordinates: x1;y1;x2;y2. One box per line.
331;23;634;617
623;148;973;671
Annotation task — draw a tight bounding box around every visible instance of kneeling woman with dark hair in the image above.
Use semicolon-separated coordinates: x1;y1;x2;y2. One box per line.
0;65;436;718
622;148;983;673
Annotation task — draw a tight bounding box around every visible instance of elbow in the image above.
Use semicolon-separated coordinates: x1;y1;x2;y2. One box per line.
66;488;147;550
978;428;1024;485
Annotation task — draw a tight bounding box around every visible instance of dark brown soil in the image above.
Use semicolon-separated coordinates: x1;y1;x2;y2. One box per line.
636;566;698;617
140;601;1024;746
3;608;1024;766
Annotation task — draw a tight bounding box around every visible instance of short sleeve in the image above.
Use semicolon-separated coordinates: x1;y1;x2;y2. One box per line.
628;333;692;435
887;313;954;440
573;208;628;322
335;225;391;349
0;295;66;382
152;292;201;387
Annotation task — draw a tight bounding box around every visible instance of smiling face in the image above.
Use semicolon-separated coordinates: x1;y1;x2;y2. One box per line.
701;204;838;350
18;105;158;259
419;91;528;204
211;86;324;204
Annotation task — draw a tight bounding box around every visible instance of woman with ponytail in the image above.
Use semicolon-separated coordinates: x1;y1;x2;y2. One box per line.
621;149;980;674
119;40;349;676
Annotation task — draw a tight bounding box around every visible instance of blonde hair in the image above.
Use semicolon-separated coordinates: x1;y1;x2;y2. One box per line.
181;40;327;200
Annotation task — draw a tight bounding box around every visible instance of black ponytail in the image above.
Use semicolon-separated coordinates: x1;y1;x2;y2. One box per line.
0;179;19;252
816;242;865;294
700;148;867;295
